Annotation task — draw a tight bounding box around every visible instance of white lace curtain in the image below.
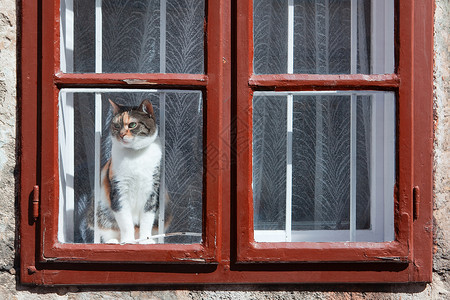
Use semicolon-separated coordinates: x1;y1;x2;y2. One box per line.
252;0;393;240
66;0;204;73
254;0;372;74
60;0;205;243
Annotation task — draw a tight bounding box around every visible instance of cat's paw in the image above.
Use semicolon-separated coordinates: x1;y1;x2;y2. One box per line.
105;238;120;244
120;239;137;244
139;238;156;244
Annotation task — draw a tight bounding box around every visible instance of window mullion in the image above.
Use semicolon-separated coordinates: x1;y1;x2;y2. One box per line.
370;94;379;240
61;0;74;73
371;0;395;75
384;1;394;73
284;0;294;242
59;0;75;243
287;0;294;74
286;94;293;242
95;0;102;73
160;0;167;73
94;0;102;243
158;92;166;244
350;93;357;242
383;93;395;241
312;0;327;231
58;92;75;243
351;0;357;74
94;93;102;243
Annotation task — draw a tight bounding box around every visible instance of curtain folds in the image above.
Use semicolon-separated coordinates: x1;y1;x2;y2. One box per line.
61;0;206;243
253;0;373;236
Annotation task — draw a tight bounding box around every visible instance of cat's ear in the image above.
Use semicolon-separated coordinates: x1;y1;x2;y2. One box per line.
138;100;155;120
109;99;122;115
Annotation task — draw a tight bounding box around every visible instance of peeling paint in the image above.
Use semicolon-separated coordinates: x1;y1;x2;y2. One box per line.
122;79;156;85
175;258;207;263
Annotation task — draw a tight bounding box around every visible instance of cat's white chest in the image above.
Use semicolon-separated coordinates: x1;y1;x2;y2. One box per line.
110;140;162;219
113;142;160;172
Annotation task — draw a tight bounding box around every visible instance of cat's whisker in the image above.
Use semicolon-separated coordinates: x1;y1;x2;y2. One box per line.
129;232;203;244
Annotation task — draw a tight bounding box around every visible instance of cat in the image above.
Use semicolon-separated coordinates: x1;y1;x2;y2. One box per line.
86;99;162;244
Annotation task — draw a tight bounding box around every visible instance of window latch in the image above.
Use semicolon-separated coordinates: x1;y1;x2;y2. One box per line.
33;185;40;221
413;186;420;220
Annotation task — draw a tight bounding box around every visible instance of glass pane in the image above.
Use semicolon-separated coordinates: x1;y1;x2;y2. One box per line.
355;95;372;230
61;0;205;74
253;0;395;75
58;89;203;244
252;92;395;242
253;96;287;230
253;0;289;74
291;96;351;231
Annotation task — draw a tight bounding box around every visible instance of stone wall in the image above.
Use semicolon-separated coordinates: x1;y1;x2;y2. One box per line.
0;0;448;298
0;0;17;278
432;0;450;294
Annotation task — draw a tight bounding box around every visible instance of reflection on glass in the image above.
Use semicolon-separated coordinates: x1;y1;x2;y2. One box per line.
253;92;395;242
253;0;395;75
60;0;205;74
58;89;203;244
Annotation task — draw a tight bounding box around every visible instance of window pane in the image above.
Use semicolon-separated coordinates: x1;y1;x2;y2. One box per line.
253;96;287;231
291;95;351;232
253;0;394;75
58;89;203;244
60;0;205;73
253;91;395;242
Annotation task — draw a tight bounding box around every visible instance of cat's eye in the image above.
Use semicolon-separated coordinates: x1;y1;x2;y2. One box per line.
113;123;120;129
128;122;137;129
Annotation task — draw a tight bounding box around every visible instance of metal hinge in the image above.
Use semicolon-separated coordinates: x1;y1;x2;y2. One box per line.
33;185;40;221
413;186;420;220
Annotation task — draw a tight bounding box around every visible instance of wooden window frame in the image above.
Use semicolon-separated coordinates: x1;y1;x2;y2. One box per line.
19;0;433;285
40;0;222;263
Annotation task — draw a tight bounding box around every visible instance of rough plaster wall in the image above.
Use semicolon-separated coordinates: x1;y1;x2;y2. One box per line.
0;0;17;276
432;0;450;294
0;0;448;298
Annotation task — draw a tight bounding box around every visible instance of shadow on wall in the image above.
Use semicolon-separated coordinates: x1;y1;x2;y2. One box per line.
14;281;428;295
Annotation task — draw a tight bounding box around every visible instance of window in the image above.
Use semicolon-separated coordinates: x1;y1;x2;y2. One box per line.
253;90;396;243
22;0;222;267
20;0;433;284
58;1;208;245
251;0;396;244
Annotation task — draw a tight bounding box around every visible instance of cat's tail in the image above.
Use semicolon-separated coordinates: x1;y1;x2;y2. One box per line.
76;194;94;243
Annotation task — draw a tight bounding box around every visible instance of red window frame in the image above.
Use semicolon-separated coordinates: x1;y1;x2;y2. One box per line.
21;0;228;275
235;0;433;278
19;0;433;285
236;0;405;263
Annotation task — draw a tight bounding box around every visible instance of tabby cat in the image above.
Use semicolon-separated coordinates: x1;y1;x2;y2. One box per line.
87;99;162;244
